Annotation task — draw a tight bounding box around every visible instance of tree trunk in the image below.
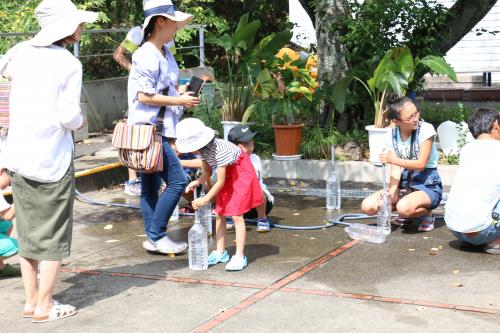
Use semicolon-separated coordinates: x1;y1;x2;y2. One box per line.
315;0;350;128
432;0;497;54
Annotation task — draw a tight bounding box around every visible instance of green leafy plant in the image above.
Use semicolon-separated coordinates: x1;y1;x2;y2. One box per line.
332;46;457;128
243;51;317;125
205;14;292;121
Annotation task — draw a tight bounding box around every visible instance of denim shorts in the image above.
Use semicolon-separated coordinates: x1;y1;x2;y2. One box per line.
399;168;443;209
452;221;500;246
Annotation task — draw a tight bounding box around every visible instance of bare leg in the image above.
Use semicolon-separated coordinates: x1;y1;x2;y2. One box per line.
362;188;401;216
215;214;226;254
256;193;267;218
396;191;432;219
34;260;61;316
232;215;246;257
19;256;38;314
128;168;137;181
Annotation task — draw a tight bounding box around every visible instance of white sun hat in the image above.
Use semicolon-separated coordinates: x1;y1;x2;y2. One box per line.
142;0;193;34
31;0;98;47
175;118;215;153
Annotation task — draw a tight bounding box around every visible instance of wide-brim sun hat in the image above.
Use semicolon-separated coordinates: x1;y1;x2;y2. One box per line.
31;0;98;47
175;118;215;153
142;0;193;34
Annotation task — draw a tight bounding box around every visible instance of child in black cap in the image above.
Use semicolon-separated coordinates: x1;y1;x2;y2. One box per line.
228;124;274;232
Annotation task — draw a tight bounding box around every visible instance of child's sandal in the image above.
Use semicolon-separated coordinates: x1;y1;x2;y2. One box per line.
417;215;435;232
225;255;248;271
207;250;229;266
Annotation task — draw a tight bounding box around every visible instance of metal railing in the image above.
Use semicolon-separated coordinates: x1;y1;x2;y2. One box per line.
0;24;206;67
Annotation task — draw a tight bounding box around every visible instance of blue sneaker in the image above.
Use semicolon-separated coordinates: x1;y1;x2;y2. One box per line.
256;218;271;232
226;219;234;230
207;250;229;266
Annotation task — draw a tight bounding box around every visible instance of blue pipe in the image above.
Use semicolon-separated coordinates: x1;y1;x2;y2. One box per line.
74;189;443;231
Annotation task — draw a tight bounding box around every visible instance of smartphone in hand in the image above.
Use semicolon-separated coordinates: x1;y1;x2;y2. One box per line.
187;76;206;97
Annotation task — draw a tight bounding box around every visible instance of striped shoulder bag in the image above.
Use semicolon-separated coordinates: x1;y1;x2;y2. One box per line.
111;107;166;173
0;78;10;138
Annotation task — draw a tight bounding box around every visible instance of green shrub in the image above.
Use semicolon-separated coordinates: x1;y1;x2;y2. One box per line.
301;125;367;160
419;101;473;129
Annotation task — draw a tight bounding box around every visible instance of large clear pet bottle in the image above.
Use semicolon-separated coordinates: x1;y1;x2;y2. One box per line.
188;219;208;270
326;144;341;210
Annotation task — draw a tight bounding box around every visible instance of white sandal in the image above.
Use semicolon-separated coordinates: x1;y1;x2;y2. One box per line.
32;301;77;323
225;255;248;271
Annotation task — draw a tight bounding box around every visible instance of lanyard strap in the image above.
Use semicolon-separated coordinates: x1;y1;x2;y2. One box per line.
392;121;422;160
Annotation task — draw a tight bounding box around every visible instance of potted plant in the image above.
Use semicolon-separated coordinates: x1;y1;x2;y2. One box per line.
243;49;317;158
332;46;457;163
206;14;291;139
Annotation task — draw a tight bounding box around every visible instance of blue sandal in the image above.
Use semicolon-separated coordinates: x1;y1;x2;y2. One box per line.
207;250;229;266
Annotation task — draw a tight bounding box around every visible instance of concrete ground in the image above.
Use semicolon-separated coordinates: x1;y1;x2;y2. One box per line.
0;137;498;332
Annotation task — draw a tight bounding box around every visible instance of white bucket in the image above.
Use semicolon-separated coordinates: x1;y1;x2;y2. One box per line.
221;121;241;141
365;125;391;165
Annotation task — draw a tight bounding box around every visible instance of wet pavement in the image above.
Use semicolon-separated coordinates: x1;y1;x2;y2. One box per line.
1;186;499;332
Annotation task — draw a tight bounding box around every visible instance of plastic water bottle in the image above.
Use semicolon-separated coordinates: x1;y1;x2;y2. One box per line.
188;220;208;270
326;144;341;210
377;190;392;235
170;204;179;224
344;223;387;244
196;190;212;236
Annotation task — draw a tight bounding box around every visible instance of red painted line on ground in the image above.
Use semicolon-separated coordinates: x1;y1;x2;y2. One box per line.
192;240;360;333
280;288;499;315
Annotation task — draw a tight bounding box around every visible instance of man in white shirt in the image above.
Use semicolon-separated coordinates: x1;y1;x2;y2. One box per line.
445;108;500;254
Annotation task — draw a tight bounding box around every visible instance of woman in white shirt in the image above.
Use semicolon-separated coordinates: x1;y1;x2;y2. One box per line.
1;0;97;323
127;0;199;254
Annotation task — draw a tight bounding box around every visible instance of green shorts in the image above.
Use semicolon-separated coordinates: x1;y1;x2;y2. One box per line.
12;163;74;260
0;220;18;257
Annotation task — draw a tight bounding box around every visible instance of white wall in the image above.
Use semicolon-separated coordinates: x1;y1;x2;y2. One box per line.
438;1;500;82
289;0;317;48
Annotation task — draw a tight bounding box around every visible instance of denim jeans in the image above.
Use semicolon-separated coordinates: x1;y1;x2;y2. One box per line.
140;137;187;241
452;221;500;246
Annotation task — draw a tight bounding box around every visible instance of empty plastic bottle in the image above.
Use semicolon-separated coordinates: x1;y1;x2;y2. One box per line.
196;189;212;236
326;144;341;210
188;220;208;270
170;204;179;223
377;190;392;235
344;223;387;244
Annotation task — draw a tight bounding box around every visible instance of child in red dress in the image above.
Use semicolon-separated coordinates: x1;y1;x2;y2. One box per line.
176;118;262;271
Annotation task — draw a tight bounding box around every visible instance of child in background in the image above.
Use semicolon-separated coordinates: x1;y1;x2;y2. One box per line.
445;108;500;254
361;96;443;232
0;167;19;277
228;124;274;232
176;118;262;271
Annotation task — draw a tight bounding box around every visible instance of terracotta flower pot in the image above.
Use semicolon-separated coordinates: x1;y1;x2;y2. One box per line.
272;123;304;156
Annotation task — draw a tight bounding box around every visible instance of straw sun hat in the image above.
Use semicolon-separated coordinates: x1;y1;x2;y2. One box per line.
31;0;98;47
142;0;193;34
175;118;215;153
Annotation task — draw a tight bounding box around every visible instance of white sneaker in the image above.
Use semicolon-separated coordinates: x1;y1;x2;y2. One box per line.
124;179;141;196
142;239;158;252
143;237;187;254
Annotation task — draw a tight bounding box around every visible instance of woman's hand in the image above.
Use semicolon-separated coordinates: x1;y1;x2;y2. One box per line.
185;180;199;193
379;150;396;164
192;198;208;210
178;92;200;109
177;84;188;94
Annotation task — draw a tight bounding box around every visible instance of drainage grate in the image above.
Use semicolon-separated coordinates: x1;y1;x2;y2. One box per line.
268;187;375;199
